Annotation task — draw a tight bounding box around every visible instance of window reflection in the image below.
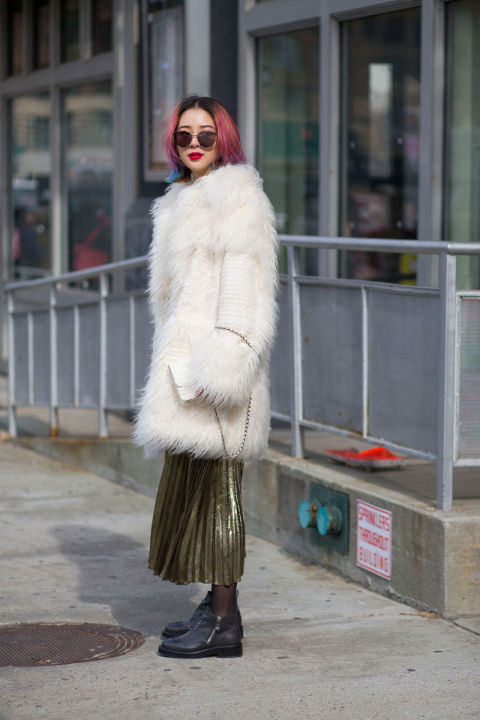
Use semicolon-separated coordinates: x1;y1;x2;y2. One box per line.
257;28;319;274
8;0;24;75
33;0;51;69
92;0;112;54
64;82;113;280
445;0;480;289
60;0;80;63
11;93;51;280
145;0;184;176
341;9;420;284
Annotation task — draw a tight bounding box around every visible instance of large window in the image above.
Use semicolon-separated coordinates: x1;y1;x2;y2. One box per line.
92;0;113;55
445;0;480;289
7;0;24;76
143;0;184;180
60;0;80;63
33;0;51;69
63;81;113;276
11;93;52;279
340;9;421;283
257;27;319;273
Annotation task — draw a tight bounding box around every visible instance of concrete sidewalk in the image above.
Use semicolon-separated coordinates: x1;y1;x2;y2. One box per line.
0;441;478;720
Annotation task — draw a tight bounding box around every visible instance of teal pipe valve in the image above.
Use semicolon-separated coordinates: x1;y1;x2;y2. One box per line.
298;500;319;529
317;505;343;536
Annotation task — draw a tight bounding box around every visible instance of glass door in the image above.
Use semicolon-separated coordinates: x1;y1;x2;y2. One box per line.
445;0;480;289
257;27;319;274
340;8;421;284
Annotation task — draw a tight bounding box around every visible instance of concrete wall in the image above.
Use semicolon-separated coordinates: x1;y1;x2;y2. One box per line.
243;448;480;618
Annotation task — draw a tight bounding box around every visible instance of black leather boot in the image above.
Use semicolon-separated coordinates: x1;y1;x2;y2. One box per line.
162;590;244;639
162;591;212;638
157;608;242;658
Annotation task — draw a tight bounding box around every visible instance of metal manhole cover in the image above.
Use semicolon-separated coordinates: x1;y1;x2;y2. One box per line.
0;623;145;667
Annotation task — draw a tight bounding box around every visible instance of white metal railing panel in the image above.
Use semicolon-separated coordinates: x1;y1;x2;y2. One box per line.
457;295;480;460
270;280;292;419
12;313;29;405
301;282;363;432
32;309;50;406
57;306;75;406
4;242;480;510
106;296;132;409
367;287;440;454
78;303;100;408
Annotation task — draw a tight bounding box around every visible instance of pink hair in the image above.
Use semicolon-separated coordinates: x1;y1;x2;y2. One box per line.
163;95;246;180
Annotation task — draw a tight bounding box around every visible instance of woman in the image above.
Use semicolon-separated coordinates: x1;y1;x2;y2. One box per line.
132;95;279;659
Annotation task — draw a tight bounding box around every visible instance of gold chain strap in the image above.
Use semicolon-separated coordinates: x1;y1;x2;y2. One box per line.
214;392;252;460
215;325;254;350
213;325;254;459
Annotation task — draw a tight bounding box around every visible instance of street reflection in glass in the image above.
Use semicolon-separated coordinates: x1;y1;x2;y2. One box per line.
11;93;51;280
341;9;420;284
64;81;113;285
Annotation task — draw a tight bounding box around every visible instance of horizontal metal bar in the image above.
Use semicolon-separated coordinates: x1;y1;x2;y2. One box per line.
364;434;437;462
278;236;480;255
4;255;149;292
301;418;437;462
297;275;439;295
271;410;292;424
5;237;480;293
454;458;480;467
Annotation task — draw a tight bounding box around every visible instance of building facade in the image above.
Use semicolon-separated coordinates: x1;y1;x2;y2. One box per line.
0;0;479;363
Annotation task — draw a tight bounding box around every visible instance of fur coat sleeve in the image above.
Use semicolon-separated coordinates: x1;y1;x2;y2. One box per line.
171;164;280;409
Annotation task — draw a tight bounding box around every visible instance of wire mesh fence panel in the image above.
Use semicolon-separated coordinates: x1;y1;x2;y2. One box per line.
367;287;440;453
301;283;363;432
457;295;480;460
270;280;292;418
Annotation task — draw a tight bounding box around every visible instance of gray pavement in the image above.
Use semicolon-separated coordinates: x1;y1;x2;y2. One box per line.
0;440;479;720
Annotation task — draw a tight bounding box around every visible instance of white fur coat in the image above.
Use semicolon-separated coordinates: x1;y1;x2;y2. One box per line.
131;162;279;462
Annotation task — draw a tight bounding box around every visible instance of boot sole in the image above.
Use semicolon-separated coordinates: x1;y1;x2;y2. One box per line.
157;643;243;659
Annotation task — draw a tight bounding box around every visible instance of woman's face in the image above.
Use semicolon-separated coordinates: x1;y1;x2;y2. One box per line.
175;107;217;180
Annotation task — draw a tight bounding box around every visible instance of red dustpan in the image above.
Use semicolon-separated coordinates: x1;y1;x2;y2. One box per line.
324;446;406;471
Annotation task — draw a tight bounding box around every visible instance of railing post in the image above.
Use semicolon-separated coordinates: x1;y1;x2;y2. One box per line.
287;245;304;458
49;284;59;436
437;252;456;510
7;291;17;436
99;272;108;438
361;285;369;436
129;295;136;408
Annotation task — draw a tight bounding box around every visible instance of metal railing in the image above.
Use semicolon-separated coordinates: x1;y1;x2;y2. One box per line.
4;238;480;511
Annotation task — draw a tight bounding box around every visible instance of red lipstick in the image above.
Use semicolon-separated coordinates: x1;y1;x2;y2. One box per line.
188;152;203;160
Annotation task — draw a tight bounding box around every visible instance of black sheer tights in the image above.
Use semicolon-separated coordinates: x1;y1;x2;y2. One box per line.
211;583;237;617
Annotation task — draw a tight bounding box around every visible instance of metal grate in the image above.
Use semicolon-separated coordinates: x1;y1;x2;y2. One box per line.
367;288;440;453
0;623;145;667
301;283;363;432
457;297;480;459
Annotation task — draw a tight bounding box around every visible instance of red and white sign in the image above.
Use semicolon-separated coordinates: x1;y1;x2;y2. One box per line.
357;500;392;579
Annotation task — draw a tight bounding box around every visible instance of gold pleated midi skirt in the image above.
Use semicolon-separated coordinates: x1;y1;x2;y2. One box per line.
148;449;246;585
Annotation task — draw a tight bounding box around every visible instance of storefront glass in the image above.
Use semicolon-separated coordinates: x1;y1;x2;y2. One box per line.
63;81;113;275
257;27;319;274
11;92;51;279
60;0;80;63
445;0;480;289
340;9;420;283
145;0;184;178
92;0;112;55
33;0;51;69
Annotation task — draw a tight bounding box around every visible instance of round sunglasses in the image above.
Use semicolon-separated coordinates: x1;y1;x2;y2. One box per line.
174;130;217;149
